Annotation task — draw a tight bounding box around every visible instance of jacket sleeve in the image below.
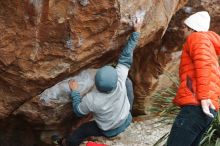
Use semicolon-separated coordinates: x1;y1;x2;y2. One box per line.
188;34;212;100
70;91;91;117
118;32;140;68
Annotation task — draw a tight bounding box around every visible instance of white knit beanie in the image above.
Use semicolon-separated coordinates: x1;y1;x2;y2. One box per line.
184;11;210;32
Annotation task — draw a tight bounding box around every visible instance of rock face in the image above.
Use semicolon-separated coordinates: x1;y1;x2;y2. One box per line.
132;0;220;115
0;0;187;120
0;0;188;145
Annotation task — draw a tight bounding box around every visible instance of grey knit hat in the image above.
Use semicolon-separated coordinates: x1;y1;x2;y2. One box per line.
95;66;118;93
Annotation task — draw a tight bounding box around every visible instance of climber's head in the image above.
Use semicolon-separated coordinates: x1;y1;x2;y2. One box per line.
95;66;118;93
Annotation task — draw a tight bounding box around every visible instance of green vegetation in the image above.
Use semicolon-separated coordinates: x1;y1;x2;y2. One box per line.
200;113;220;146
150;72;180;119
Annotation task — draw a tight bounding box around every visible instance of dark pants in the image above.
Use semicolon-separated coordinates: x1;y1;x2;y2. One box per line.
66;78;134;146
167;105;217;146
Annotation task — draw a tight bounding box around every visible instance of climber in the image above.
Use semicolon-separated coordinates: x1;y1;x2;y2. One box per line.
51;17;143;146
167;11;220;146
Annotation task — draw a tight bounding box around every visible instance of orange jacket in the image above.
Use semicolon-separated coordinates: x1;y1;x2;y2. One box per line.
174;31;220;110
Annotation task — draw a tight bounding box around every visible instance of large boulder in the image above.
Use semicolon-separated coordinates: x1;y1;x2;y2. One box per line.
0;0;188;145
0;0;187;120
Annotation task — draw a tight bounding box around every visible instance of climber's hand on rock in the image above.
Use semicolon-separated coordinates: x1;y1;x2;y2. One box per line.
133;17;143;32
201;99;215;118
69;80;78;91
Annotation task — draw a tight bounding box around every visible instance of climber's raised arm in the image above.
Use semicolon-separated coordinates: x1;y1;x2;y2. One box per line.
116;18;143;82
117;18;142;69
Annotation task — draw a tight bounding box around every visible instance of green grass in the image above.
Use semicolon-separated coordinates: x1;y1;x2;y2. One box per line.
150;72;180;119
150;72;179;146
200;112;220;146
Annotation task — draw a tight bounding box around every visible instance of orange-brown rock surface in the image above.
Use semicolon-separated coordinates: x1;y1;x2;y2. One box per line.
0;0;187;119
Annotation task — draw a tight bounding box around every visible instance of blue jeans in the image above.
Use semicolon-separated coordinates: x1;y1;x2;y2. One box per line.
126;78;134;111
167;105;217;146
66;78;134;146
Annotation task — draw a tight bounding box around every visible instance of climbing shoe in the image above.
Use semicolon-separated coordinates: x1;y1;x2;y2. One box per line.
51;134;64;146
